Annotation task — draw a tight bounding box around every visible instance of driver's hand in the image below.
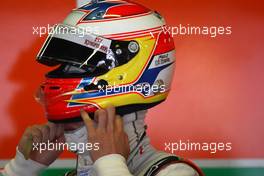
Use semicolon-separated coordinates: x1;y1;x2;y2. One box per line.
18;123;64;165
80;106;130;162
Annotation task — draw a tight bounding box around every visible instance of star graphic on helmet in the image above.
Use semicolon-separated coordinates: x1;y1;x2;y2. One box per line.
79;1;124;20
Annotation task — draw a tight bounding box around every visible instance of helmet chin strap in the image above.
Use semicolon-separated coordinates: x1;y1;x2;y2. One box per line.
64;126;89;155
64;126;95;174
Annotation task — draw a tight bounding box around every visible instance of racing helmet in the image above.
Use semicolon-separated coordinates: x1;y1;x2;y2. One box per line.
37;0;176;122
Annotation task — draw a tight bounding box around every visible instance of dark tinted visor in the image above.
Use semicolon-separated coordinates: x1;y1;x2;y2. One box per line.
37;24;140;75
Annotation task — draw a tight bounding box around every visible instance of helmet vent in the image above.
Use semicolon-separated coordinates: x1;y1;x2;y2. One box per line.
49;86;61;90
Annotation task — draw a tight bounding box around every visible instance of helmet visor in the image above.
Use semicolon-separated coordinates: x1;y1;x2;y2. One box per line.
37;24;139;74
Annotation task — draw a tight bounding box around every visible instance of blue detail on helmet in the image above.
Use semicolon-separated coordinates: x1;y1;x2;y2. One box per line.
79;1;123;20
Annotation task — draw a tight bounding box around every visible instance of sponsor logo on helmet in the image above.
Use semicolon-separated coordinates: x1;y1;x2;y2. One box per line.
155;53;171;66
84;37;109;53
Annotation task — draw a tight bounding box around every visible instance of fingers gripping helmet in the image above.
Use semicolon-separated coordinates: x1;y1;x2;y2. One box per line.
37;0;175;122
